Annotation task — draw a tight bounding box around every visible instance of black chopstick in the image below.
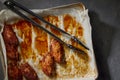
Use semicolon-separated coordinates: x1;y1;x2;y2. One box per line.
7;0;89;50
4;0;87;54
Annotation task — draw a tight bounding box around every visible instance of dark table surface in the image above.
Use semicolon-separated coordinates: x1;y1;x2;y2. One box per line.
0;0;120;80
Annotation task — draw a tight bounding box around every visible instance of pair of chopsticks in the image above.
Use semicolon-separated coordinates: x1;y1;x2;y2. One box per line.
3;0;89;54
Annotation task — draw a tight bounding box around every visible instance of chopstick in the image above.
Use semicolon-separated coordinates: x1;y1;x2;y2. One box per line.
4;0;88;54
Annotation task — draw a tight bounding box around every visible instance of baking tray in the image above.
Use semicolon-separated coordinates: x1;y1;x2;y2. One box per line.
0;3;98;80
1;0;120;80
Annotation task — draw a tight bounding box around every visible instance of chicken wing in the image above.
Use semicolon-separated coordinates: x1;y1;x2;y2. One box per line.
2;25;19;60
20;63;38;80
41;53;55;77
50;39;65;63
8;63;23;80
2;25;19;46
5;44;19;60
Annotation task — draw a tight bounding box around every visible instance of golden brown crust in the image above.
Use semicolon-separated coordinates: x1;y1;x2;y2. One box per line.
20;63;38;80
34;26;48;56
13;20;33;60
50;39;65;63
41;53;56;77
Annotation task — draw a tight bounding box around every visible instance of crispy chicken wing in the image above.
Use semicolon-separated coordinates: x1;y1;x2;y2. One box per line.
20;63;38;80
2;25;19;46
2;25;19;60
50;39;65;63
41;53;55;77
5;44;19;60
8;63;23;80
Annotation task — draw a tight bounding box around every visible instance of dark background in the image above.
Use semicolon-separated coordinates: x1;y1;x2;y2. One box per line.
0;0;120;80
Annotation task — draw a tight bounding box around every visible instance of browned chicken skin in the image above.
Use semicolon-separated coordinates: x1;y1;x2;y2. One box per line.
8;63;23;80
5;44;19;60
41;53;55;77
20;63;38;80
50;39;65;63
2;25;19;46
2;25;19;60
